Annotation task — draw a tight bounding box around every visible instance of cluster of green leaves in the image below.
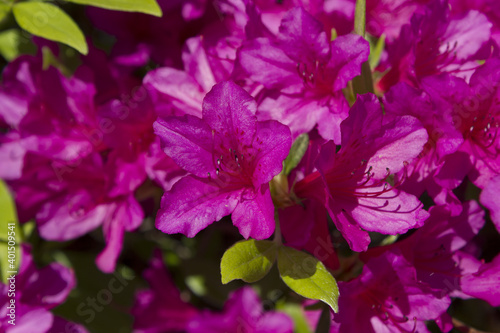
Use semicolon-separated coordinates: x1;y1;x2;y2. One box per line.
0;0;162;57
220;239;339;313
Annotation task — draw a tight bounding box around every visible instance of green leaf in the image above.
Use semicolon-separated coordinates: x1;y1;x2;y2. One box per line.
277;246;339;312
0;180;22;283
185;275;207;296
0;29;21;61
0;3;11;22
65;0;162;17
284;133;309;176
369;34;386;69
13;2;88;55
380;234;398;246
221;239;277;284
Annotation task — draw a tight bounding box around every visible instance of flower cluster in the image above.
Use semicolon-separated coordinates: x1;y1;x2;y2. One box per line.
0;0;499;332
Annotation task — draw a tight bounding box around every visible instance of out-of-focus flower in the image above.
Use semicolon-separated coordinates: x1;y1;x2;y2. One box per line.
187;287;293;333
0;49;180;273
0;246;88;333
132;250;197;333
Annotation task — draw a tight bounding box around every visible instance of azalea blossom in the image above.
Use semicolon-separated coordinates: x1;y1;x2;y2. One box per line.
378;0;492;91
154;80;291;239
294;94;429;251
235;6;369;142
132;250;197;333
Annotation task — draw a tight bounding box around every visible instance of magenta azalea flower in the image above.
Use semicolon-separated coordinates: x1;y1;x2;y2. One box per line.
187;287;293;333
235;6;369;142
154;81;291;239
414;58;500;190
278;132;340;270
332;250;450;333
378;0;492;91
144;1;272;120
0;55;95;169
295;94;429;251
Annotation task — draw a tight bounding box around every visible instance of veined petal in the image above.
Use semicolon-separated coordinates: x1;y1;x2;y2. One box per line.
19;249;76;308
144;67;205;117
351;189;428;234
10;306;53;333
154;115;215;178
235;38;302;92
443;10;491;61
202;81;258;148
156;176;241;237
462;254;500;307
0;139;26;180
258;92;347;143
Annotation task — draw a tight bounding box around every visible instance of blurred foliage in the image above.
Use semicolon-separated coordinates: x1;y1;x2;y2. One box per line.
0;0;162;57
0;180;21;283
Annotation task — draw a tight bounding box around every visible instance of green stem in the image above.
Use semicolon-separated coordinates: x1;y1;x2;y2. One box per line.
354;0;366;37
273;210;282;245
352;62;374;95
352;0;374;95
